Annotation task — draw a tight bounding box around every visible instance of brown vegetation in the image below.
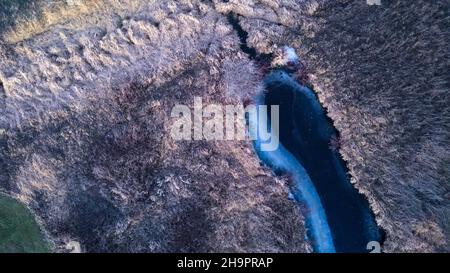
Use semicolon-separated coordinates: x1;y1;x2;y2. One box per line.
0;0;308;252
0;0;448;252
224;0;449;252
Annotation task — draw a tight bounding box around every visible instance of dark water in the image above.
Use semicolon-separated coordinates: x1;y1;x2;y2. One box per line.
263;70;384;252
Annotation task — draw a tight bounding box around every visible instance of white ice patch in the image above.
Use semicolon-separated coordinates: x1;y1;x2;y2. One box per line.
284;46;299;63
66;241;81;253
367;0;381;6
250;95;335;253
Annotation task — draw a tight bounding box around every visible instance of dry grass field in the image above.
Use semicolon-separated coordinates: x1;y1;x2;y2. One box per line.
0;0;448;252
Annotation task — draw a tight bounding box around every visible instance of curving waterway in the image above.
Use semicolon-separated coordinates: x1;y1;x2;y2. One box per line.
250;70;384;253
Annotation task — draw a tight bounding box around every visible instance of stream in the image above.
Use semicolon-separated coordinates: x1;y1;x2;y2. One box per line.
250;70;384;253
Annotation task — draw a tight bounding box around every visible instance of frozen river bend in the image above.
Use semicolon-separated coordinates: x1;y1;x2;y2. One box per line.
252;70;384;252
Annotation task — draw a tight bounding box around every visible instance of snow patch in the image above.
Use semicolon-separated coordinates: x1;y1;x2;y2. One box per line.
272;46;300;68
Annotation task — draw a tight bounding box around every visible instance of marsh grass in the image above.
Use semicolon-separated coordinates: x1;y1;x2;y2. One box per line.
0;0;39;33
1;0;144;44
1;0;99;43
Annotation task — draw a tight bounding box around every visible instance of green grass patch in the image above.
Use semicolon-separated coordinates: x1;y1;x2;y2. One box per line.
0;194;50;253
